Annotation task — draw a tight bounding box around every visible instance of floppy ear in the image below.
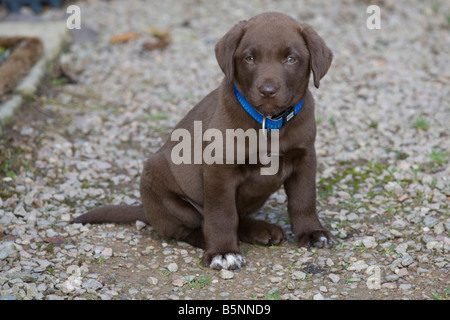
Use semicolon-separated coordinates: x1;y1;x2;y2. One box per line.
301;23;333;88
215;20;247;84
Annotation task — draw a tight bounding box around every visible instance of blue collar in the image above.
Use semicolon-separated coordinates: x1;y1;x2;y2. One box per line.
233;84;304;131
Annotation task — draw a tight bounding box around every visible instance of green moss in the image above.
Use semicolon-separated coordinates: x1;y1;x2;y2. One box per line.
318;161;393;201
412;117;428;131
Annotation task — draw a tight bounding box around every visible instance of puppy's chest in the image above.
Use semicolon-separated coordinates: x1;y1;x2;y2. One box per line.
238;155;291;197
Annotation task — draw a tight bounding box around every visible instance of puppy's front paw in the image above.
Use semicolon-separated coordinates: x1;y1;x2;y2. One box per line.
206;253;245;270
297;230;334;249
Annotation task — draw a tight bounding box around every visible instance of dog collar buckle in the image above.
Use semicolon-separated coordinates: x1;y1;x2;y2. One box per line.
262;116;270;138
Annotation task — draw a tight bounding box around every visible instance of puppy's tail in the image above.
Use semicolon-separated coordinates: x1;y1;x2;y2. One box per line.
72;205;147;224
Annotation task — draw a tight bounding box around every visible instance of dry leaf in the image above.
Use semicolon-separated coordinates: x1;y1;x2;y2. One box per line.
109;31;142;44
142;39;171;51
148;27;171;40
143;27;171;51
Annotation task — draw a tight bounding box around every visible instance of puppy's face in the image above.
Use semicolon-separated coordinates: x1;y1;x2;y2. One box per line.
234;17;310;116
215;12;333;116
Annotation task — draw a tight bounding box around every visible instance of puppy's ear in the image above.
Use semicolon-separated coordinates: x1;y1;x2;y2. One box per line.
215;20;247;84
301;23;333;88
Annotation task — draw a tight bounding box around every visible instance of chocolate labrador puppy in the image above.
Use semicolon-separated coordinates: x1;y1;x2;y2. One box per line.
73;12;334;270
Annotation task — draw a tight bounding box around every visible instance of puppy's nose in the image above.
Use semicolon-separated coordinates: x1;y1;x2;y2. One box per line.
259;84;278;98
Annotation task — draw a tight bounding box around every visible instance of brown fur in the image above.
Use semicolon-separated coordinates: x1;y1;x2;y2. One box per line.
73;12;334;269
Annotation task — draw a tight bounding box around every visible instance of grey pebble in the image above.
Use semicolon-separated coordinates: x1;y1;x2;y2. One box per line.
0;251;8;260
399;284;412;291
219;269;234;280
167;263;178;272
401;254;414;267
386;274;400;282
423;217;439;228
82;279;103;291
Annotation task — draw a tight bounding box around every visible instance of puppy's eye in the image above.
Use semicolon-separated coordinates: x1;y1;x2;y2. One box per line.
286;56;296;64
245;56;255;63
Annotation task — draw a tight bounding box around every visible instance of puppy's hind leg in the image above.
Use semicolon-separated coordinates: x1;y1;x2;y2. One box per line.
140;155;206;248
158;196;206;249
144;200;205;249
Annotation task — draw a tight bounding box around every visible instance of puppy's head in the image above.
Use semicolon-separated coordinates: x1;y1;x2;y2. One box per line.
215;12;333;116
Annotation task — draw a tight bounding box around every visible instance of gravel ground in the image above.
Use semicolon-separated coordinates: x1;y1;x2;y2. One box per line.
0;0;449;300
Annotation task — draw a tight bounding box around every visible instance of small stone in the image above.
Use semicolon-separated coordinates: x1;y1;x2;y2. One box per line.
128;288;138;295
136;220;146;231
116;232;126;240
420;207;430;214
348;260;368;272
382;283;397;289
20;126;34;136
185;275;195;282
398;268;409;277
101;247;113;257
434;223;445;235
326;258;334;267
337;191;351;200
20;250;32;259
274;193;286;204
384;182;403;196
426;241;443;250
362;236;377;248
392;219;407;229
423;217;439;228
61;214;71;222
338;230;348;238
54;194;65;202
347;213;359;221
401;254;414;267
320;286;328;292
14;205;27;217
220;269;235;279
292;271;307;280
167;263;178;272
272;264;283;271
328;274;340;283
172;277;186;287
37;283;47;292
270;277;283;283
16;186;26;193
46;229;59;238
313;292;324;300
399;283;411;290
0;251;8;260
46;295;64;300
390;229;403;237
59;280;76;294
417;267;430;275
147;277;158;286
26;283;38;297
82;279;103;291
386;274;399;282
